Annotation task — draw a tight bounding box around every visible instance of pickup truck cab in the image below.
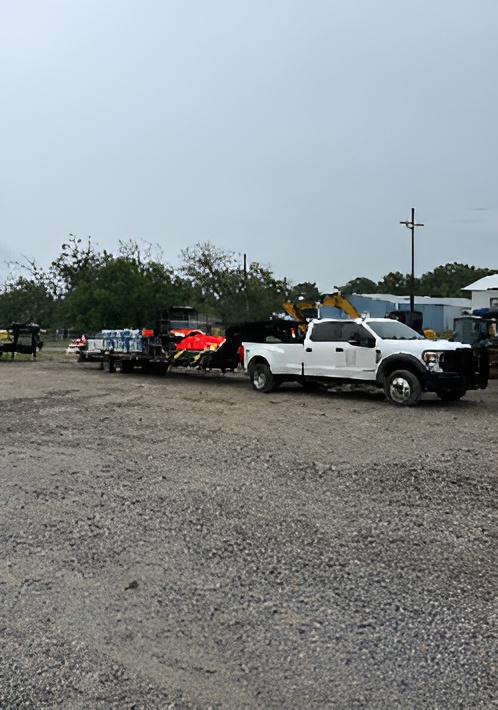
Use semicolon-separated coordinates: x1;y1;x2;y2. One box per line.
243;317;488;405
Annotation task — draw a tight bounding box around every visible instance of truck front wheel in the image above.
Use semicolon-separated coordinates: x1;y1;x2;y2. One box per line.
250;362;276;393
384;369;422;406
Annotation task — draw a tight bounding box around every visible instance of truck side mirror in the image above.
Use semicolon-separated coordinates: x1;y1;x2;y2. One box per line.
349;336;375;348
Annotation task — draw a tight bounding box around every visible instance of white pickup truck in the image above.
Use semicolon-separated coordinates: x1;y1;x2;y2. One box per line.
243;317;489;406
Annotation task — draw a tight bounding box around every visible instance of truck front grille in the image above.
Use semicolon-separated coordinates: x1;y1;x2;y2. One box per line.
441;347;473;374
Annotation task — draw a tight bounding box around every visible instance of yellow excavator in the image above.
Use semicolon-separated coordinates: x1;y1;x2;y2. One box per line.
282;292;360;332
283;293;438;339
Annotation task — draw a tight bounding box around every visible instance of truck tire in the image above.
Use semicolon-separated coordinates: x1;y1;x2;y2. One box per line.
250;362;276;393
384;369;422;406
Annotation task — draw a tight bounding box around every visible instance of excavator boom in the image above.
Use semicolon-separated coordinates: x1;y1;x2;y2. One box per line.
283;292;360;331
320;293;360;319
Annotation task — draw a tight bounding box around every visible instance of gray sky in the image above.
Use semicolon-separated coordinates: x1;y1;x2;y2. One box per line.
1;0;497;291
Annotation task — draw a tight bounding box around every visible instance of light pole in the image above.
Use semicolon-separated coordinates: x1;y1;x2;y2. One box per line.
400;207;424;314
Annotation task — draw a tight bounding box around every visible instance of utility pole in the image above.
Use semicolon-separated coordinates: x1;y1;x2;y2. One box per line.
400;207;424;314
243;253;249;315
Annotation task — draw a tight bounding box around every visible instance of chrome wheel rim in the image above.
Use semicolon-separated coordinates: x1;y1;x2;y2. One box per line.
389;376;412;403
253;370;266;390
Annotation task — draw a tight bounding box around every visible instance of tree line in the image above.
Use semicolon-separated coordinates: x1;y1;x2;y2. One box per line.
0;236;496;332
0;238;290;332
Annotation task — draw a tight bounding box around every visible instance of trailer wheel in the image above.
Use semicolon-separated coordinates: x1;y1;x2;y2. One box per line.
102;356;115;373
250;362;276;393
114;359;129;373
384;369;421;406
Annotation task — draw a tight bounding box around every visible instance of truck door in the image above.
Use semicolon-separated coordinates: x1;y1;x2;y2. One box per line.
339;322;378;380
303;321;377;379
302;321;346;376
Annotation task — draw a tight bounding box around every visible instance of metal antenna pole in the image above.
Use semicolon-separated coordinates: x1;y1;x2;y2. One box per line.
400;207;424;314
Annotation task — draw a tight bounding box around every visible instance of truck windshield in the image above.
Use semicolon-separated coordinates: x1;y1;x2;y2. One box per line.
368;321;425;340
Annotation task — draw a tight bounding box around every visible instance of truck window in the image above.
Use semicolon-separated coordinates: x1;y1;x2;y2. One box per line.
309;322;343;342
368;321;424;340
340;323;373;346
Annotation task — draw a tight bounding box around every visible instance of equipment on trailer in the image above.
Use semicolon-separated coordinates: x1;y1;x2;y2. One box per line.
66;334;87;354
82;328;170;374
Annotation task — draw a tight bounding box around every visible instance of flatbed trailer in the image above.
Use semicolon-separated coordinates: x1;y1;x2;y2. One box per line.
81;329;170;374
79;320;299;377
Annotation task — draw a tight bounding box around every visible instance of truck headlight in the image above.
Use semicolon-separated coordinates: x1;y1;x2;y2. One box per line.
423;350;443;371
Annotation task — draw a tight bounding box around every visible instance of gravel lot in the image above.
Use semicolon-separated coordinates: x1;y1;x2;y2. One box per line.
1;355;497;709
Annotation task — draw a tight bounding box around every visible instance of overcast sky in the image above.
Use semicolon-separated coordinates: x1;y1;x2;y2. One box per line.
1;0;497;291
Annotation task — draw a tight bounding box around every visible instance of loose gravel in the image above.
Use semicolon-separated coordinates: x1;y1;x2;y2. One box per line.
1;357;497;709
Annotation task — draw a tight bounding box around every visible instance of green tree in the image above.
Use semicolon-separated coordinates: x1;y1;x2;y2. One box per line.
179;242;289;323
339;276;378;294
59;242;192;332
1;237;193;332
0;277;54;327
286;282;322;301
417;263;498;297
10;235;107;300
377;271;415;295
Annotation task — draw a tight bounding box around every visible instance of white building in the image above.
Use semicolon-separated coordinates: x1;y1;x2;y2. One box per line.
322;293;471;332
462;275;498;311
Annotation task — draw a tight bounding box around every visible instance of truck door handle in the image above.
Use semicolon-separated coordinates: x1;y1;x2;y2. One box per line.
306;347;312;352
336;347;344;352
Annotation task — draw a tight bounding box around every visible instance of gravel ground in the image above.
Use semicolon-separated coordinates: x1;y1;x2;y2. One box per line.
1;355;497;709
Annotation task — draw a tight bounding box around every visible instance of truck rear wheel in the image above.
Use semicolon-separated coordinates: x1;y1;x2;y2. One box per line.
384;369;421;406
250;362;276;393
